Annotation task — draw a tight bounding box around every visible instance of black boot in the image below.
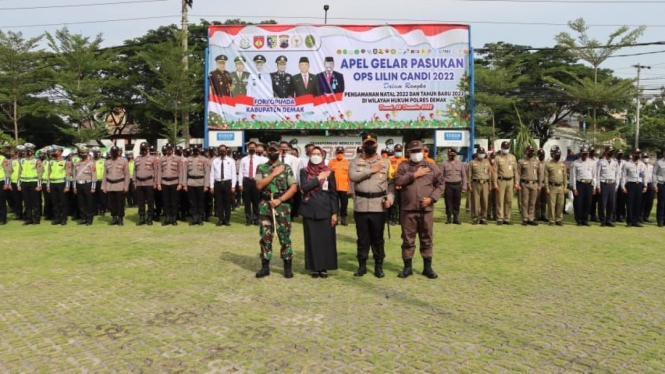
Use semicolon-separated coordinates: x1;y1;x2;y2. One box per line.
61;217;67;226
189;214;198;226
137;214;146;226
353;259;367;276
453;215;461;225
397;259;413;278
341;216;348;226
283;259;294;278
374;259;385;278
147;214;154;226
118;217;124;226
162;215;171;226
255;259;270;278
446;214;452;224
109;216;118;226
171;215;177;226
198;214;204;225
51;219;61;225
422;257;438;279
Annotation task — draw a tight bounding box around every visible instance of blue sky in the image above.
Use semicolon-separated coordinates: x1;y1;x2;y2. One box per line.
1;0;663;92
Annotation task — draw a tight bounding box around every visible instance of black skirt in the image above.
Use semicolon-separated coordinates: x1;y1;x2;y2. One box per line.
303;217;338;271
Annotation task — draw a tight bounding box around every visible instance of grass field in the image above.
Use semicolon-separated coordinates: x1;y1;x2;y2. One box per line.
1;202;664;374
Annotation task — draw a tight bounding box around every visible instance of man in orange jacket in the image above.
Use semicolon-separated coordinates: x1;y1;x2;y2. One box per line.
328;146;351;225
388;144;408;225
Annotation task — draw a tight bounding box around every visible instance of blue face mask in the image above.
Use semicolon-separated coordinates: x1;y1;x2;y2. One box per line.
395;152;403;157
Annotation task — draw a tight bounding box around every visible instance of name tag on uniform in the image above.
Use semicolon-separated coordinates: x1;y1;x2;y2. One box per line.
558;170;562;175
322;180;329;191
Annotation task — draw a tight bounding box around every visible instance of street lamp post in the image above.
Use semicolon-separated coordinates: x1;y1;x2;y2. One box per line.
324;4;329;24
633;64;651;149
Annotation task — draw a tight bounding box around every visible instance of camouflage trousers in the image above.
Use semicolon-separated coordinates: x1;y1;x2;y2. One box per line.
259;201;293;261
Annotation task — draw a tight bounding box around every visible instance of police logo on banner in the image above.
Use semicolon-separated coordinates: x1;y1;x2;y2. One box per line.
253;36;265;49
267;35;277;49
279;35;289;49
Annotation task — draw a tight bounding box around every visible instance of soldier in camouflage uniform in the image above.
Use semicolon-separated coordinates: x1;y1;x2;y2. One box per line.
254;144;299;278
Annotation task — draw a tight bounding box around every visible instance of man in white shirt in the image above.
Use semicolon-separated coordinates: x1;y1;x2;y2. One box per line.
247;54;272;98
210;145;237;226
240;142;268;225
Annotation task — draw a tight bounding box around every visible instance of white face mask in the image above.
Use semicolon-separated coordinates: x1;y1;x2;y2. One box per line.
644;158;649;163
478;153;486;159
410;152;423;163
310;155;323;165
502;149;509;154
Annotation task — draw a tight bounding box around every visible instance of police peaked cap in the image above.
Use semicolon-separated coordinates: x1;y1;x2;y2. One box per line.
215;54;228;62
253;55;267;63
275;55;288;63
234;56;246;63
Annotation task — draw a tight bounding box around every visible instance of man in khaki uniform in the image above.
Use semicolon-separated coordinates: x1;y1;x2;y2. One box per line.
467;147;492;225
101;146;130;226
184;145;210;225
72;146;97;226
159;143;183;226
348;134;395;278
440;148;466;224
492;141;519;225
518;145;542;226
395;140;445;279
134;142;159;226
535;149;548;221
544;145;568;226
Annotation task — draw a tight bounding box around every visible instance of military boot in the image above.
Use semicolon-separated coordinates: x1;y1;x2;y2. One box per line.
374;259;385;278
446;214;452;224
118;217;124;226
162;215;171;226
353;259;367;276
422;257;438;279
189;215;198;226
283;259;294;278
61;217;67;226
147;214;154;226
51;218;61;225
255;259;270;278
171;215;177;226
108;216;118;226
397;259;413;278
341;216;348;226
137;214;146;226
453;215;461;225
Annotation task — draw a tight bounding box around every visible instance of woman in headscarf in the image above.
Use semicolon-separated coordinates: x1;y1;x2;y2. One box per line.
299;146;338;278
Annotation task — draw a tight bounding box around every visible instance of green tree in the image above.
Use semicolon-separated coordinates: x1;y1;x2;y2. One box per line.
45;27;119;143
0;31;50;142
138;29;201;145
474;64;526;142
554;18;645;140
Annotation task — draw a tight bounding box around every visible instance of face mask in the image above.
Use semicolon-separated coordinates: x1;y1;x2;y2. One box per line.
248;148;256;155
581;154;587;160
269;152;280;161
336;154;344;161
395;152;403;158
526;151;534;158
477;153;486;159
502;149;509;154
410;152;423;163
644;158;649;163
538;155;545;161
632;156;639;161
310;155;323;165
363;144;377;155
553;154;561;161
219;151;226;157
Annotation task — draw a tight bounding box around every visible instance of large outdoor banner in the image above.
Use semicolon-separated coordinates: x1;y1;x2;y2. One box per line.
206;24;471;131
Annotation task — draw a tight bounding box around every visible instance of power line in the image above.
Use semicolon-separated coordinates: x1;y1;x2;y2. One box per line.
448;0;665;2
0;0;168;11
0;15;180;29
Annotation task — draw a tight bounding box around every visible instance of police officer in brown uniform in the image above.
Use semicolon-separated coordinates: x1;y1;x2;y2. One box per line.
493;141;519;225
72;146;97;226
159;143;183;226
134;142;159;226
348;134;395;278
102;146;129;226
395;140;445;279
184;145;210;225
535;149;548;221
440;148;467;224
518;145;542;226
467;147;492;225
544;146;568;226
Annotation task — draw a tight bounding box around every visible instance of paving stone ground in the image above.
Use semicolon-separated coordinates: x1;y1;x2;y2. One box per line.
1;207;664;373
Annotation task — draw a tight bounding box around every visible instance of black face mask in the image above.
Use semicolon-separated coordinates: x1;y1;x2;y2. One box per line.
553;154;561;161
268;152;280;161
538;155;545;161
248;148;256;155
448;155;456;161
193;150;200;156
632;155;640;161
363;144;377;155
581;154;588;161
526;151;534;158
219;151;226;157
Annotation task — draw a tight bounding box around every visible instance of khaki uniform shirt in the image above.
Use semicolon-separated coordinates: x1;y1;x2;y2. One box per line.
348;156;395;213
519;157;541;187
160;155;183;186
440;159;467;185
544;160;568;187
492;153;519;185
467;159;492;184
133;155;160;187
395;160;445;212
72;159;98;189
101;158;129;192
184;156;209;187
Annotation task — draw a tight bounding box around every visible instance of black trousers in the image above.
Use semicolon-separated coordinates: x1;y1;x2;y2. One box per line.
214;180;233;223
68;188;78;219
354;211;386;261
337;190;349;218
96;188;107;214
162;184;179;217
235;180;243;207
243;177;259;223
615;189;626;220
642;188;655;221
0;181;7;222
291;190;301;219
625;182;644;225
389;190;402;222
11;182;22;219
598;182;616;224
657;183;665;224
178;189;188;218
107;191;125;217
76;182;95;222
188;186;204;216
21;182;40;223
444;182;462;217
205;190;214;218
154;188;163;217
135;185;155;216
126;180;135;207
573;182;593;224
50;183;68;222
42;188;52;219
590;192;599;219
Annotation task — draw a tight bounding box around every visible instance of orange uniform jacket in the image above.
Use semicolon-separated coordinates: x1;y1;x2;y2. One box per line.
328;157;350;192
389;156;407;189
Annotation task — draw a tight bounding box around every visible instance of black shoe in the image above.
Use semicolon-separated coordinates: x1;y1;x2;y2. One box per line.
633;223;644;227
422;257;438;279
223;222;231;226
61;219;67;226
658;222;664;227
189;215;198;226
398;259;413;278
137;215;146;226
606;222;615;227
162;215;170;226
77;220;87;225
172;219;177;226
480;220;487;225
522;221;528;226
503;221;513;225
216;220;224;227
354;260;367;276
446;215;452;224
582;222;590;227
528;221;538;226
311;272;320;278
246;221;251;226
374;260;385;278
453;216;461;225
497;221;503;226
283;259;294;278
555;222;563;226
255;259;270;278
118;217;124;226
590;216;598;222
86;219;93;226
108;216;118;226
341;217;348;226
51;220;61;225
319;271;328;279
22;220;33;226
